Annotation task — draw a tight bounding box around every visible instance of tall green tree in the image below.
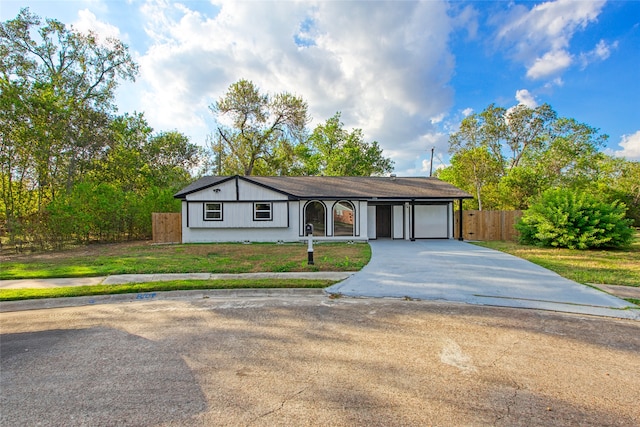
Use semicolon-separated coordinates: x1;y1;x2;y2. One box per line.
443;103;609;210
436;146;501;210
90;113;200;191
48;113;199;246
449;103;557;176
210;79;309;176
299;112;394;176
0;8;137;243
592;157;640;226
142;131;201;188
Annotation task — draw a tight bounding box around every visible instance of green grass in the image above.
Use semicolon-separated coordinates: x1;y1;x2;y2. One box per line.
0;279;337;301
0;242;371;280
473;233;640;287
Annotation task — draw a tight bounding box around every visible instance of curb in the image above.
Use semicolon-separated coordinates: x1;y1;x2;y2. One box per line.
0;272;355;289
0;288;327;313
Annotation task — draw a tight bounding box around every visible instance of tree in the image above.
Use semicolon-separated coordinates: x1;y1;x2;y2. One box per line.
48;113;198;245
299;112;394;176
436;146;501;210
1;8;137;244
142;131;201;188
91;112;199;191
1;10;205;249
444;103;609;210
210;79;309;176
592;157;640;226
0;9;138;190
449;103;557;175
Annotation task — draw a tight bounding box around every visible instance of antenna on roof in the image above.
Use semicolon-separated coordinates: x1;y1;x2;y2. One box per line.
429;147;435;177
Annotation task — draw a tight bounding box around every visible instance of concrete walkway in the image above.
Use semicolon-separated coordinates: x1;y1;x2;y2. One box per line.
0;272;354;289
326;240;640;320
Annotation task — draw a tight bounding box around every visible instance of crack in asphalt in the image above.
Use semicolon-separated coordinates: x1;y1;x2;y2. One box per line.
493;379;522;425
249;386;308;424
487;341;521;368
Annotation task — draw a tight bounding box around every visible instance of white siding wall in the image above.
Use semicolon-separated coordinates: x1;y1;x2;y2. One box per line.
238;180;289;201
186;180;237;201
393;205;404;239
181;201;299;242
185;178;289;202
367;205;376;239
358;201;368;239
182;226;301;243
181;199;371;243
186;201;289;229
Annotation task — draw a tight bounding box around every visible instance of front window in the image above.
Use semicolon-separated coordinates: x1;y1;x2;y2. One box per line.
333;201;355;236
304;201;326;236
204;202;222;221
254;202;272;221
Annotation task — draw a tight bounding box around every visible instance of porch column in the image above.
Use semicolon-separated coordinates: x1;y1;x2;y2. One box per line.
410;200;415;241
458;198;464;241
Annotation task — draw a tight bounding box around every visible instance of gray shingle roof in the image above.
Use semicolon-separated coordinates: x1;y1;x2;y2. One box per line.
174;175;472;200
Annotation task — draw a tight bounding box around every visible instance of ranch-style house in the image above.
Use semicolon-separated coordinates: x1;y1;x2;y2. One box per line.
174;175;472;243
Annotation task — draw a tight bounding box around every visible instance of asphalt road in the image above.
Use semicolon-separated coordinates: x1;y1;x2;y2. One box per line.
1;291;639;426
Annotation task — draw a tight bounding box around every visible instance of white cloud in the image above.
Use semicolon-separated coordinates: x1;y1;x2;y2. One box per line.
526;49;573;79
462;108;474;117
614;131;640;161
430;113;446;125
127;0;456;173
494;0;606;80
452;4;479;39
73;8;123;41
592;39;615;60
543;77;564;89
515;89;538;108
580;39;619;68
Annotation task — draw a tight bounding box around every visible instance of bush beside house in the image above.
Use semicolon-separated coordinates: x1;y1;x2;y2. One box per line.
516;188;634;249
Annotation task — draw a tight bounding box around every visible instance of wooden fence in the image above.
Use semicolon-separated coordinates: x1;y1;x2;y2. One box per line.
152;213;182;243
454;210;523;241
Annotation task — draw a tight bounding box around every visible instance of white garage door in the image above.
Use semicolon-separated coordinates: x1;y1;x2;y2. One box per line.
414;205;448;238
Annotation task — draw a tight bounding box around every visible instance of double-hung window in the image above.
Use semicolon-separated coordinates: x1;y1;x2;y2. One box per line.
254;202;272;221
204;202;222;221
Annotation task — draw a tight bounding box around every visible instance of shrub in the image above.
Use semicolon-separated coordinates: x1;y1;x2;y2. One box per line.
516;188;634;249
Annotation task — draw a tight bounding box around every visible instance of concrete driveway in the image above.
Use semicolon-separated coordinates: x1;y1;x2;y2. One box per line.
327;240;639;320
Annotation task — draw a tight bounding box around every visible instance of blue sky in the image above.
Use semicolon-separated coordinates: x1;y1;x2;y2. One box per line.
2;0;639;174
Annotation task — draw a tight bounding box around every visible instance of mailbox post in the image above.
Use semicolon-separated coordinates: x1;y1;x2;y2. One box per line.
305;223;314;265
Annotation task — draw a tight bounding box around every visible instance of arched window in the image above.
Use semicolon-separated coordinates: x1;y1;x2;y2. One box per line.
304;201;326;236
333;201;355;236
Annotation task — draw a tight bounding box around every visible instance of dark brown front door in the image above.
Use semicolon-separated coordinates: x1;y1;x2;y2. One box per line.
376;205;392;238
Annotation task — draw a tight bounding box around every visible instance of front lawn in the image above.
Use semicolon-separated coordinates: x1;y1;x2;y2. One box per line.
473;233;640;287
0;278;336;301
0;241;371;280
